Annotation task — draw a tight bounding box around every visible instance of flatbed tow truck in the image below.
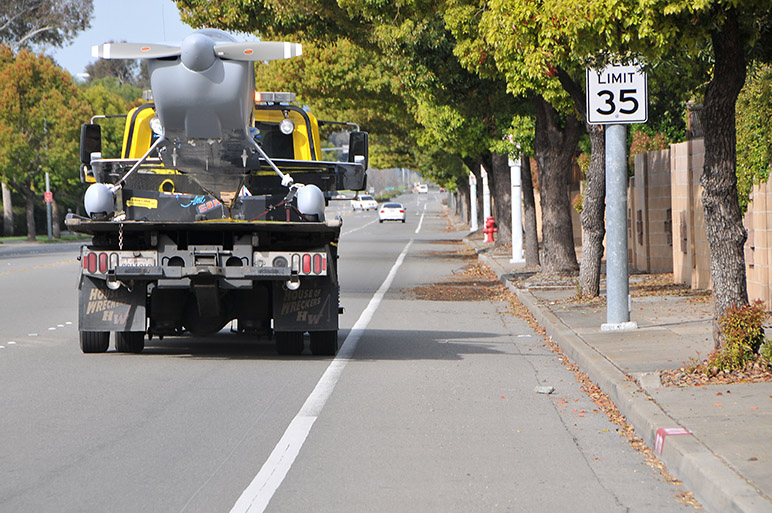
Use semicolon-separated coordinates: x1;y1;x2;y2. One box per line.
66;29;367;356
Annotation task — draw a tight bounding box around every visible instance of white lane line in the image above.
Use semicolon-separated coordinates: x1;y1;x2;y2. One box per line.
415;204;427;234
229;238;415;513
341;218;378;237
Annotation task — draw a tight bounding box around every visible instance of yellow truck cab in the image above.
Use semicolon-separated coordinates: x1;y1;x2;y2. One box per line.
118;92;323;163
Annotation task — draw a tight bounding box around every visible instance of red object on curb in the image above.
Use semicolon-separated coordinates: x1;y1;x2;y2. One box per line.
654;427;691;455
483;216;497;243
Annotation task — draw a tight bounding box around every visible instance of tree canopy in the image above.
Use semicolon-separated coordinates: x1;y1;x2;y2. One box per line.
0;0;93;51
0;45;91;238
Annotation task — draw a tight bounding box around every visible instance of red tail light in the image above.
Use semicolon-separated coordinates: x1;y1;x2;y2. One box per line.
313;254;322;274
399;209;404;213
302;254;311;274
98;252;108;273
87;253;97;274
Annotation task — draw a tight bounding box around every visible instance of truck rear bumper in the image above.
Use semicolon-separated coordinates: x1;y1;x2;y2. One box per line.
113;265;291;281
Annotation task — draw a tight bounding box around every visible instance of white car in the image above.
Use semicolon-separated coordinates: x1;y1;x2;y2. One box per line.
378;202;406;223
351;194;378;211
417;184;428;194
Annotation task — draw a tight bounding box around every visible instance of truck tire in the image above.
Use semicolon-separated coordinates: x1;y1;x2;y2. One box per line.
115;332;145;353
310;331;338;356
80;331;109;354
275;331;304;355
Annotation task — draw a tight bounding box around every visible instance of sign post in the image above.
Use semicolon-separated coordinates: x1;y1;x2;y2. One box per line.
587;63;647;331
45;172;53;241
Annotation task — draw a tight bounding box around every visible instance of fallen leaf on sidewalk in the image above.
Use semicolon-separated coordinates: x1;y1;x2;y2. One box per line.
714;403;723;407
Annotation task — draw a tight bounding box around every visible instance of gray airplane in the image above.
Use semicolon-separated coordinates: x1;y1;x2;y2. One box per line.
91;29;304;199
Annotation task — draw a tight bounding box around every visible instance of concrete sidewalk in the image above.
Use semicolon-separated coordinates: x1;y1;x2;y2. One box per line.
469;237;772;513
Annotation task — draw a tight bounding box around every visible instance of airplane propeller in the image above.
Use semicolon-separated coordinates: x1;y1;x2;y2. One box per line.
92;37;302;64
213;41;302;61
91;42;181;60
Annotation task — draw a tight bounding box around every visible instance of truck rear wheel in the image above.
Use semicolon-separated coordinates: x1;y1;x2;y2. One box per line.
80;331;109;354
275;331;304;355
310;331;338;356
115;332;145;353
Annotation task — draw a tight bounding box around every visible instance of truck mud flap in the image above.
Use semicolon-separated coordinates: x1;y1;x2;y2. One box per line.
79;276;146;332
273;277;338;331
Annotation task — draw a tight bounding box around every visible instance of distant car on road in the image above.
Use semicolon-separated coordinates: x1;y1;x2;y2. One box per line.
417;184;429;194
378;202;406;223
351;194;378;211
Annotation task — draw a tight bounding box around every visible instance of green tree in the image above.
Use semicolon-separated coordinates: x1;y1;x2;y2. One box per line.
79;83;130;159
0;46;90;239
633;3;772;345
253;38;420;170
736;63;772;213
0;0;93;51
442;0;585;273
1;0;94;235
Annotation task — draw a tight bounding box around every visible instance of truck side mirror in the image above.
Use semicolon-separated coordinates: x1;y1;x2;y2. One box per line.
80;123;102;166
348;131;368;170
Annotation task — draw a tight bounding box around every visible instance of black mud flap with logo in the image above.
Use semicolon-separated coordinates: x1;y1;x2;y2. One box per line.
272;277;338;332
78;276;147;331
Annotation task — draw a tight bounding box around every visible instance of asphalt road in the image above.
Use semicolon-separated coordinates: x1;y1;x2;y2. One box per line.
0;192;695;512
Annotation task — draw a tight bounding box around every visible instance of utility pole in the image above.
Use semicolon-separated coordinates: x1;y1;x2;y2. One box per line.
481;165;491;221
469;172;478;232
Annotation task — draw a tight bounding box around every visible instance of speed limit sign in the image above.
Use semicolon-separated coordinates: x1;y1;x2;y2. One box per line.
586;63;647;124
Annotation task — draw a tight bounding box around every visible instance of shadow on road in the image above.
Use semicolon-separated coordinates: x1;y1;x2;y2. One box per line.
120;327;518;362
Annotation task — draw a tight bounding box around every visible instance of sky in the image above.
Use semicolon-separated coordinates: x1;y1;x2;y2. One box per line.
50;0;197;77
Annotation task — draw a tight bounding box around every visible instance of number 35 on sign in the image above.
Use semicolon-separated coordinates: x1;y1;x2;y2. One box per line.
586;63;648;125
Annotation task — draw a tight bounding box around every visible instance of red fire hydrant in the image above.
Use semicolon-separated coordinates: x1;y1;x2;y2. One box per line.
483;216;497;243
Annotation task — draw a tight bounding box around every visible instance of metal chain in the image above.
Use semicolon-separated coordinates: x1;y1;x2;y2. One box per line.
119;223;124;250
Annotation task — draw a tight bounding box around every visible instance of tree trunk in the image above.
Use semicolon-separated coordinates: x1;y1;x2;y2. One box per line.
521;156;540;267
2;182;13;237
532;96;581;272
24;191;36;241
555;67;605;294
457;178;470;225
52;198;61;239
700;7;749;348
490;152;512;243
579;124;606;296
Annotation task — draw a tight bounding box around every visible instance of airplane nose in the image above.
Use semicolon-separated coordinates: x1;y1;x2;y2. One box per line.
180;33;217;72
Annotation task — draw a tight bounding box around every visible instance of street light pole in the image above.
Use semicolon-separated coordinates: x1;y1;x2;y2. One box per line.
469;172;478;232
509;156;524;263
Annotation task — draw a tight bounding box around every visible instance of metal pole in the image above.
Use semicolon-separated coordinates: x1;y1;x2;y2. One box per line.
45;171;52;241
469;172;478;232
509;156;524;263
602;124;637;331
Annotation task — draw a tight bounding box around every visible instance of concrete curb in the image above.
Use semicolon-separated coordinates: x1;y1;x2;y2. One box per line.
476;251;772;513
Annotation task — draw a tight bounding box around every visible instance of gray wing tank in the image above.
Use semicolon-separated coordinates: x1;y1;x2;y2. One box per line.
92;29;302;200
